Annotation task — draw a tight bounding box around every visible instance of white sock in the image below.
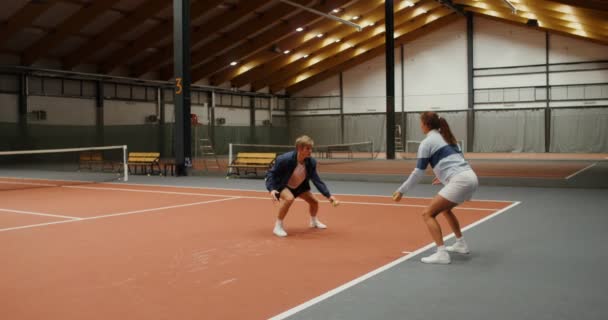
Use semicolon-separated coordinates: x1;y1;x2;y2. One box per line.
311;216;318;222
437;245;447;252
455;237;464;243
275;220;283;227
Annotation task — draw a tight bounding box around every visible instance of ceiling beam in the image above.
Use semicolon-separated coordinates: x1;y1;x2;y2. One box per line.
503;0;608;20
188;0;357;83
260;6;452;92
244;0;442;90
157;0;316;79
435;0;467;15
548;0;608;12
462;4;608;44
99;0;222;74
214;0;389;87
63;0;170;69
22;0;122;66
286;13;459;93
0;1;57;46
269;7;454;92
458;0;608;33
131;0;269;77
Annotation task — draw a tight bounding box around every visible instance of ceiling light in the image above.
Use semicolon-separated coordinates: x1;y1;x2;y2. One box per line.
283;50;290;54
404;1;414;7
296;27;304;32
332;9;340;13
316;33;323;38
352;16;359;20
230;61;237;66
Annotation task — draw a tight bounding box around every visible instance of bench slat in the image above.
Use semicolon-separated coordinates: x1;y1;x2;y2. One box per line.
236;152;276;159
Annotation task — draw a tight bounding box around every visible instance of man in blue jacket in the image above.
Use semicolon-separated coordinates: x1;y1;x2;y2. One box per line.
266;135;338;237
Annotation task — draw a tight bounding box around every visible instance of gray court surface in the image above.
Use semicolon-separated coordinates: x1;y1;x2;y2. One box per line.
2;169;607;320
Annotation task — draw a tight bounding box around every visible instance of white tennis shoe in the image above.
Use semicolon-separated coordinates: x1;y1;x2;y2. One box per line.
273;223;287;237
421;250;451;264
446;240;470;254
309;218;327;229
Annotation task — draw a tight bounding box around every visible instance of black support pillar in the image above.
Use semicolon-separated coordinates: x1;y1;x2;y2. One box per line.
173;0;192;175
17;74;28;149
545;32;551;153
400;44;406;151
159;88;166;157
208;91;215;145
466;12;475;152
339;72;344;144
250;95;256;143
385;0;395;159
95;80;104;146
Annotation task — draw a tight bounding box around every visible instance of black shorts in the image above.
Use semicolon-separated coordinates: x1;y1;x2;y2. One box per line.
286;182;310;198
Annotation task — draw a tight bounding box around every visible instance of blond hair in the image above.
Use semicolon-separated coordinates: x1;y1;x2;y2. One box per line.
295;135;314;148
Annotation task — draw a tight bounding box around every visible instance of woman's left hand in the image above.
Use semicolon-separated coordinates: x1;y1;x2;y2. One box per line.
392;191;403;202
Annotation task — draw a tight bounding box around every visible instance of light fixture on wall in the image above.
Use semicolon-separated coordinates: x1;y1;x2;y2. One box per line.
526;19;539;27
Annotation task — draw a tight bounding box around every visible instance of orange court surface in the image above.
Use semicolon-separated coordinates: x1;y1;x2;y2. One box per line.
0;179;517;320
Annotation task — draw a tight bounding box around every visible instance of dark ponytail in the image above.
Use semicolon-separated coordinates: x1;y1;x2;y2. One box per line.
438;117;457;145
420;111;457;145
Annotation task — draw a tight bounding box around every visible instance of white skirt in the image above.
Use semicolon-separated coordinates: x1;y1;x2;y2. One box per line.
438;169;479;204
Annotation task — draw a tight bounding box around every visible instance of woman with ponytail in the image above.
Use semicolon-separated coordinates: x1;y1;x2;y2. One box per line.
393;111;478;264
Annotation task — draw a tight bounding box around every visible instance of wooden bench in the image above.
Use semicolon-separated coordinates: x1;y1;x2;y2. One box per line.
128;152;161;175
228;153;276;177
78;151;114;171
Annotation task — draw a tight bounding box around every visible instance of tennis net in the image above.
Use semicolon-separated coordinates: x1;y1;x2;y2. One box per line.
0;145;128;191
227;141;375;174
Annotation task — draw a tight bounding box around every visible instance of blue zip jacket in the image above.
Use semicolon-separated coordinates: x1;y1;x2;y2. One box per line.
265;150;331;198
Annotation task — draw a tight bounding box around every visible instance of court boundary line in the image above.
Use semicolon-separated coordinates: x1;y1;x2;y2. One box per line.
0;176;516;203
565;162;597;180
63;185;502;211
0;186;505;233
0;208;81;220
75;180;516;204
268;201;521;320
0;180;57;187
0;197;239;233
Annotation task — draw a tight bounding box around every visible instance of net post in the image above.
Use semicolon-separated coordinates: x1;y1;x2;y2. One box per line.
122;145;129;182
228;143;233;175
371;140;374;159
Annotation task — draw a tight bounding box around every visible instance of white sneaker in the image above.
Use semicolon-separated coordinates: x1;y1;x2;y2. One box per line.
446;240;470;254
273;224;287;237
309;218;327;229
421;250;451;264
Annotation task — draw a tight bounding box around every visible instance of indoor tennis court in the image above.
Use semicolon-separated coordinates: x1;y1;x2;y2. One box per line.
1;0;607;319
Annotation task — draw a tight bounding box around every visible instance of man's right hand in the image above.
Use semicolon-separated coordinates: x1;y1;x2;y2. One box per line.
270;190;280;203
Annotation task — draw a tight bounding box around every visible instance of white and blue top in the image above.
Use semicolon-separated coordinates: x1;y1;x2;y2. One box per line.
397;129;471;194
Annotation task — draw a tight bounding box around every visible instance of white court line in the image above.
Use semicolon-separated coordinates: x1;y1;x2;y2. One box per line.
0;197;239;233
269;201;521;320
0;177;89;184
0;180;57;187
126;183;514;203
565;162;597;180
3;176;512;203
0;208;81;220
64;185;497;211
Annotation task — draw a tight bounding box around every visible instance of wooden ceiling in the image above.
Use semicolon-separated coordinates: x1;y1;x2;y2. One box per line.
0;0;605;94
